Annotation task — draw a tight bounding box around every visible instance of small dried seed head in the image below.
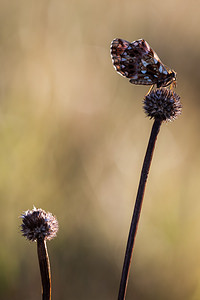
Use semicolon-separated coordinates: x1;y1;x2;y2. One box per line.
21;207;59;242
143;88;182;121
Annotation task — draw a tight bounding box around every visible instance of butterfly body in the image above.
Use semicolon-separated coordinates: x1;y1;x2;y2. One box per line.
110;38;176;88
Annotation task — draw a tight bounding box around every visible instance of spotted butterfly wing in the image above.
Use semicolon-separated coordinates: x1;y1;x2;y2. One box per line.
110;38;176;88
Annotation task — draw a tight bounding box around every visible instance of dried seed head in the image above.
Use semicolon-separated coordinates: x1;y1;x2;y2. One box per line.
143;88;182;121
21;207;59;242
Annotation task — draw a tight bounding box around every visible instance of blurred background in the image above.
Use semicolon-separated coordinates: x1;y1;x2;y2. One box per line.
0;0;200;299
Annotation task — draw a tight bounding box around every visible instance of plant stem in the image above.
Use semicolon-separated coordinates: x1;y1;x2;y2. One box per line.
37;238;51;300
118;118;162;300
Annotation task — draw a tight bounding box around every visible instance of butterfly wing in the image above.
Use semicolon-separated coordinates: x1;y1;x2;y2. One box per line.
110;38;175;87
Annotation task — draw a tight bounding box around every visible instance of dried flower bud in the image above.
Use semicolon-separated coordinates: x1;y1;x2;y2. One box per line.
143;88;182;121
21;207;59;241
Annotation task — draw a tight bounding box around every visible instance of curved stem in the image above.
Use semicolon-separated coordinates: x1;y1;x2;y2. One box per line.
118;119;162;300
37;239;51;300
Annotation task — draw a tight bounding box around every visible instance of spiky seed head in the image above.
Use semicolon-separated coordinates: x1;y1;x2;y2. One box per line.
21;207;59;242
143;88;182;121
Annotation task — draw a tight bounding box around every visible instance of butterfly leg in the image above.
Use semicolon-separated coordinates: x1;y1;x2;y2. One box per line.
146;85;154;96
169;81;176;90
168;82;177;102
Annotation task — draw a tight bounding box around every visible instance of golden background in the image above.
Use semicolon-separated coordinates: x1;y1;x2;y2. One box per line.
0;0;199;299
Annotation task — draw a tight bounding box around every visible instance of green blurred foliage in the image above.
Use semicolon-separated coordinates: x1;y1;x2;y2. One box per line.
0;0;200;299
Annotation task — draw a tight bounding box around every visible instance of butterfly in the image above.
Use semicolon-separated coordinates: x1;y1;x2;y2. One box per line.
110;38;176;89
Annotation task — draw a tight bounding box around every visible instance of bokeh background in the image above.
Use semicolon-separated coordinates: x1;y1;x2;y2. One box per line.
0;0;200;299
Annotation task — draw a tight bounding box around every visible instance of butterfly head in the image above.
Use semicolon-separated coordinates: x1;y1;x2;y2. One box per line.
157;69;177;88
171;70;177;88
